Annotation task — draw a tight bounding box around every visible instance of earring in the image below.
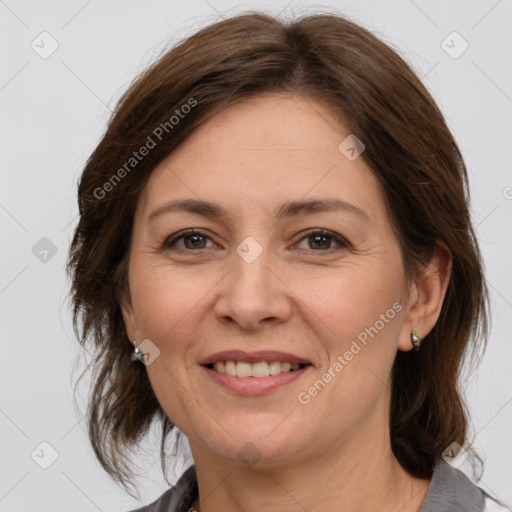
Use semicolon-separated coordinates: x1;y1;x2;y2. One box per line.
411;331;422;351
131;340;142;362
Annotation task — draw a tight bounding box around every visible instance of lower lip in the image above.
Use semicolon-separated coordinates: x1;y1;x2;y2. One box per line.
202;365;311;395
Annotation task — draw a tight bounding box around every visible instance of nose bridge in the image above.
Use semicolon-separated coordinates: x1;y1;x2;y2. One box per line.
230;240;274;305
233;245;271;295
214;237;292;329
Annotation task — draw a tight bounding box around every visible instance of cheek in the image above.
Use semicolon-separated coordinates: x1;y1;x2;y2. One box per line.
292;261;404;342
292;268;403;417
130;260;218;344
291;259;405;401
129;263;218;428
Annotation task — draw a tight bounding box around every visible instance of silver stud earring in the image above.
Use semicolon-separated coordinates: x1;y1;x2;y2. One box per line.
411;331;422;351
131;340;142;362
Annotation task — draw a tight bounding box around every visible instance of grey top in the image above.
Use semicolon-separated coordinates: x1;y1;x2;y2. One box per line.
129;458;509;512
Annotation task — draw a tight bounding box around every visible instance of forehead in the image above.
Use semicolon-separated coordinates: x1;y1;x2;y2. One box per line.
137;94;386;224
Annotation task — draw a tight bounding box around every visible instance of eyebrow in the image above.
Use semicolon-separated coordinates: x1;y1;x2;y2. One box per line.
147;198;369;223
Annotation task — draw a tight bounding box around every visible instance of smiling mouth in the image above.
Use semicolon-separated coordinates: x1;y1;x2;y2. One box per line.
204;361;311;378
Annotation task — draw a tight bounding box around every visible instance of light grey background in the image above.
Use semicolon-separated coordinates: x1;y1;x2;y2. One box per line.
1;1;511;510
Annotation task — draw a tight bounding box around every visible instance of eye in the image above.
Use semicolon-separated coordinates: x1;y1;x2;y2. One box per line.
294;230;349;251
162;230;216;251
161;229;350;253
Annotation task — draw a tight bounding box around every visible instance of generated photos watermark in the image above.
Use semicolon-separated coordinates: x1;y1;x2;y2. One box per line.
93;97;197;200
297;301;403;405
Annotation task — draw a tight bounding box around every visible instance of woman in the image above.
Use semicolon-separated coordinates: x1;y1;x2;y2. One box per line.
67;10;510;512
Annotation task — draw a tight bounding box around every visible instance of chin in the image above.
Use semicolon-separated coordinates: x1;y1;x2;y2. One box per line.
190;416;314;468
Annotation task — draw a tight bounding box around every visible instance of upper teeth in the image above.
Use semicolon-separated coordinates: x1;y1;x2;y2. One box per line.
213;361;302;377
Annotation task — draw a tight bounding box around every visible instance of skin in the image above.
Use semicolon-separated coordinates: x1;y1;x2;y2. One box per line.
121;94;452;512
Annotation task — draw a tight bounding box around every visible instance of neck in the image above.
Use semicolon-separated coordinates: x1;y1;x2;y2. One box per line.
188;410;431;512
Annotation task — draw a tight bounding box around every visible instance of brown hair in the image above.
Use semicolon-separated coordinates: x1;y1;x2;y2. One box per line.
66;9;489;496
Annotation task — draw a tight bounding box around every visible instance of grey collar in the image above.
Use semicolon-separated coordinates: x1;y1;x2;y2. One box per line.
129;464;197;512
418;457;485;512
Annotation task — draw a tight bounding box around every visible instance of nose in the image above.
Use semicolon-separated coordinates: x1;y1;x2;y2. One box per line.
214;245;293;331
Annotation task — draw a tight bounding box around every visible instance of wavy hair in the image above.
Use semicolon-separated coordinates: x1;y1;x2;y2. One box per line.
66;9;489;496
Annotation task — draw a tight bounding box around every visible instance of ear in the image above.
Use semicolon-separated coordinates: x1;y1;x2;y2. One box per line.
397;241;453;351
120;292;141;345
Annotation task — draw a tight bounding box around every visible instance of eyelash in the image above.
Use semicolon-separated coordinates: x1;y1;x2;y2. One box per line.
161;229;350;253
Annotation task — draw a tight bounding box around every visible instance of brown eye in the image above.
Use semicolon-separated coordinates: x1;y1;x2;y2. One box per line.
182;234;208;249
162;230;214;251
308;234;332;250
295;230;348;251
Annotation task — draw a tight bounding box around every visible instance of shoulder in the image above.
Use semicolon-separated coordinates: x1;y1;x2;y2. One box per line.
127;465;198;512
419;458;511;512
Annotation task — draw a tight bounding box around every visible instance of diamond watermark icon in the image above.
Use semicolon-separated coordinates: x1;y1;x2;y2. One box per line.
31;441;59;469
441;31;469;59
338;134;365;161
237;442;262;467
236;236;263;264
132;338;161;366
441;441;468;468
31;31;59;59
32;237;58;263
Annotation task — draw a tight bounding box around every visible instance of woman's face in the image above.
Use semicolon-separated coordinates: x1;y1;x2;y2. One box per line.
122;94;417;467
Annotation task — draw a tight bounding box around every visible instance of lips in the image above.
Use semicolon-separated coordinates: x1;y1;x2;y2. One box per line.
199;349;313;395
198;350;312;366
